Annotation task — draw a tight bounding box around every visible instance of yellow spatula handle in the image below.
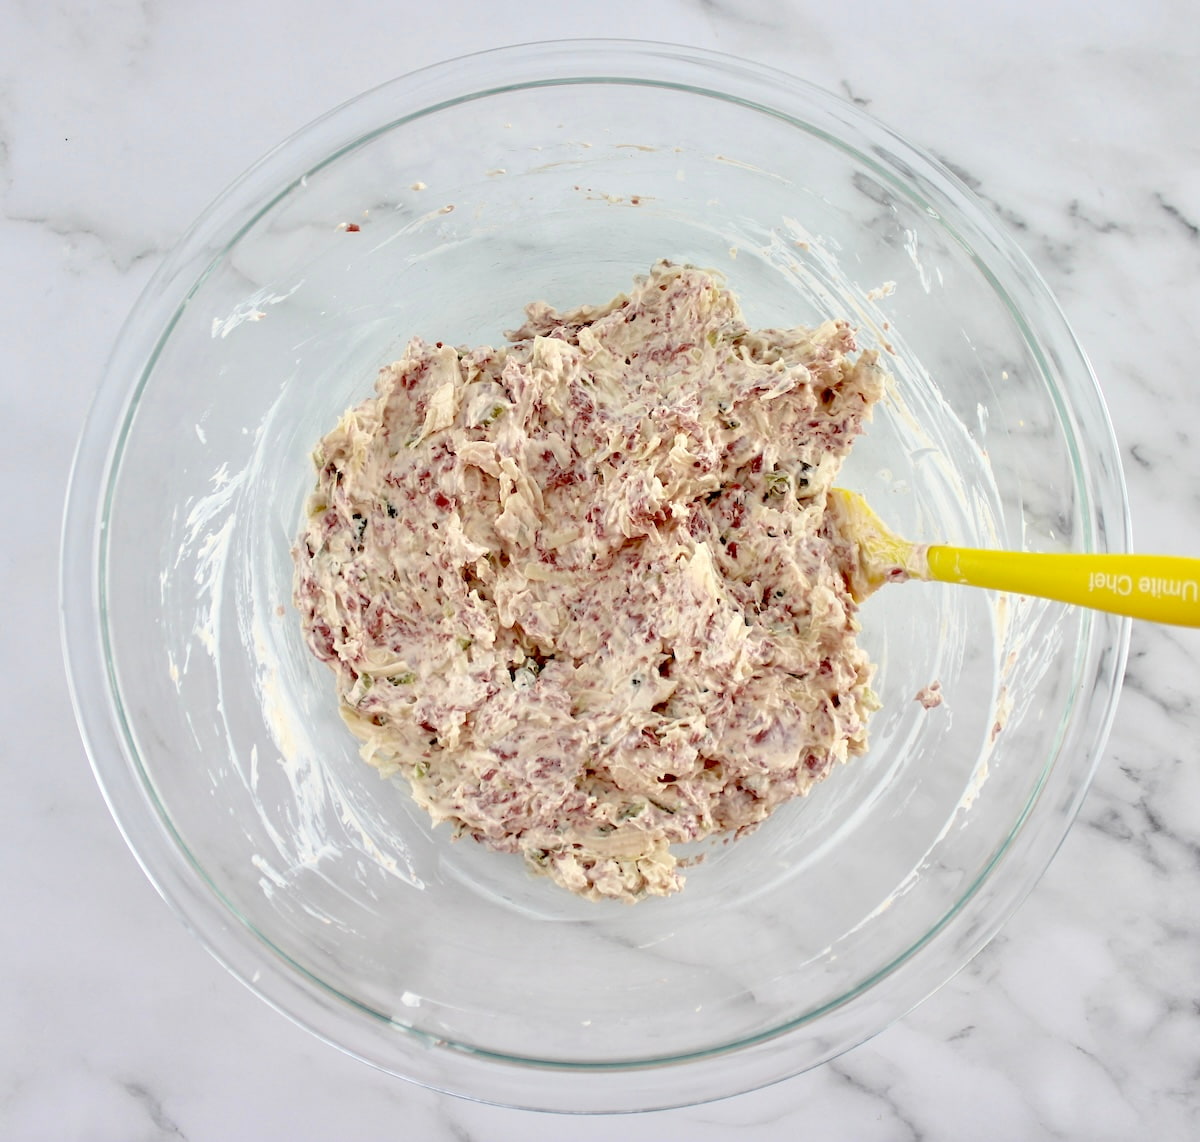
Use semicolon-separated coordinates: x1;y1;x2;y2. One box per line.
926;547;1200;626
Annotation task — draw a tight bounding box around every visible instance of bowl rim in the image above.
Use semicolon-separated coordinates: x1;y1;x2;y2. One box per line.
60;36;1131;1113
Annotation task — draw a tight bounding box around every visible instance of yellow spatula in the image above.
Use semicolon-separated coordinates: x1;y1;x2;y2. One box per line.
829;488;1200;627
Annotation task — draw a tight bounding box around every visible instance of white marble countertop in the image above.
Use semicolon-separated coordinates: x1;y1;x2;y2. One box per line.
5;1;1199;1137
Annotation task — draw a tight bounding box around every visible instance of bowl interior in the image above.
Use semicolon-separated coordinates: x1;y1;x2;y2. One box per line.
75;44;1125;1112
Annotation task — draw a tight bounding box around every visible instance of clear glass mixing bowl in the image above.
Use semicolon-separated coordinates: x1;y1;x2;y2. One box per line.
61;40;1129;1112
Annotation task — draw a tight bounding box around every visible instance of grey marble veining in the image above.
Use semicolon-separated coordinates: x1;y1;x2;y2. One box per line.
4;1;1199;1139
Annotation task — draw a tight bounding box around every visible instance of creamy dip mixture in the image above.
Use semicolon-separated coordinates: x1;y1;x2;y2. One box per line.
294;262;885;901
915;681;944;709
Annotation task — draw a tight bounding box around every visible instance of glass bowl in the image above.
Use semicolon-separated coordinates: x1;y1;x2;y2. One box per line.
61;40;1129;1112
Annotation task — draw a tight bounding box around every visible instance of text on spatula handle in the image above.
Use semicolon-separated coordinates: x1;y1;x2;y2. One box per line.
1088;572;1198;601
